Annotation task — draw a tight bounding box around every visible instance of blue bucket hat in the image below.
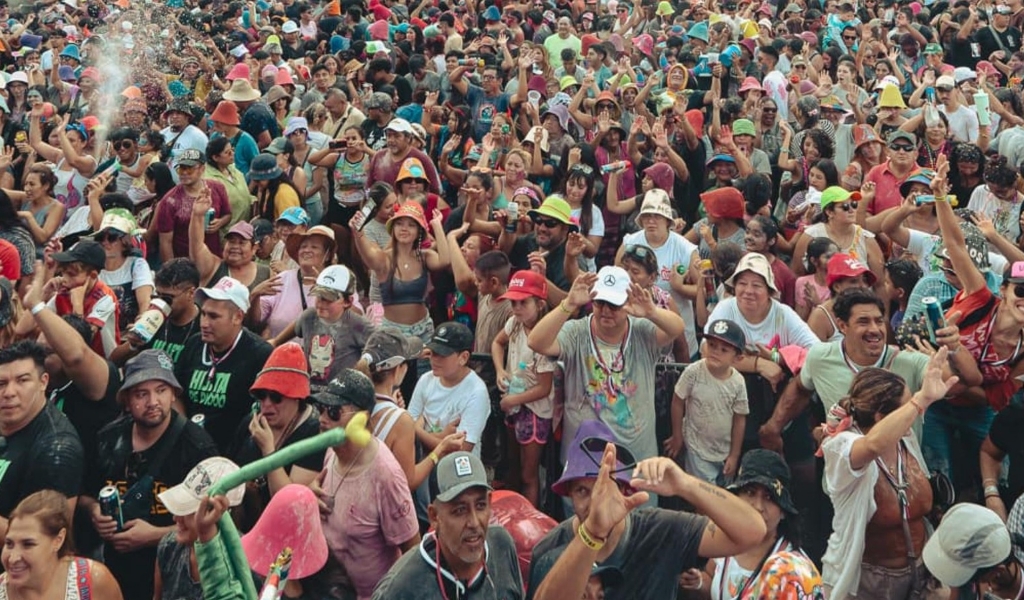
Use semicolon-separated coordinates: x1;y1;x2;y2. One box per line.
59;44;81;61
687;21;709;42
249;153;283;181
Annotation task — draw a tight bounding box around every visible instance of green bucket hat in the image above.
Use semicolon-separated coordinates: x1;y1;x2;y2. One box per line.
528;197;579;232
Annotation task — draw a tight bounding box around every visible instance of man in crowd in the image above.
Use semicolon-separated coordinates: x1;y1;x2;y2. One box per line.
111;258;201;365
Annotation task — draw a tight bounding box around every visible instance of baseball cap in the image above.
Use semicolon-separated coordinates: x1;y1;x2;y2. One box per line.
936;75;956;90
592;265;630;306
364;92;393;111
312;368;375;410
281;20;299;33
923;503;1011;587
309;265;355;301
52;240;105;270
251;218;274;242
936;222;990;272
176;148;205;167
385;118;413;134
552;420;635;496
954;67;977;83
226;221;254;240
924;43;943;55
725;253;778;294
195;276;250;312
360;327;424;373
277;206;310;226
727;449;798;514
498;270;548;302
819;185;862;211
826;253;878;288
158;457;246;516
888;130;918;146
704;319;746;352
431;451;493;502
426;322;474;356
120;349;181;392
1004;261;1024;284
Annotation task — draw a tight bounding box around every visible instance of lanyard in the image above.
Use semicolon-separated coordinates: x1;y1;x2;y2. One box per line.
717;537;787;600
587;316;630;375
202;330;243;381
297;269;308;310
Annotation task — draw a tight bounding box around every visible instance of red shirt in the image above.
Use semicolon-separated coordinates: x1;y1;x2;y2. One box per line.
949;286;1019;410
0;239;22;282
865;160;915;215
53;279;120;357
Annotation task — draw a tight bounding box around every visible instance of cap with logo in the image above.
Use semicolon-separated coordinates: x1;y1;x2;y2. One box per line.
360;327;423;373
592;265;631;306
309;265;355;301
277;206;310;226
704;319;746;352
195;276;251;312
431;451;493;502
158;457;246;516
120;349;181;393
175;148;205;168
934;222;990;272
312;368;376;410
923;503;1011;587
498;270;548;302
826;253;878;288
426;321;474;356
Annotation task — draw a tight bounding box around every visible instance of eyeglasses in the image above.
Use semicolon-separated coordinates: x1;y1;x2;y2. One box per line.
594;299;624;311
96;232;124;243
531;216;563;228
596;102;616;111
252;390;284;404
842;35;857;41
113;140;134;150
889;143;916;153
312;401;343;421
579;437;637;475
836;201;859;211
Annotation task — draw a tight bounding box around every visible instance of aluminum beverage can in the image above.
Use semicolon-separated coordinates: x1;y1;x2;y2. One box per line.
98;485;124;531
191;413;206;428
923;296;945;343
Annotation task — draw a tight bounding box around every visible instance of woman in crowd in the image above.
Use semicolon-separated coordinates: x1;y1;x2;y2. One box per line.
283;117;324;227
948;143;986;202
792;186;883;278
966;155;1024;244
351;201;450;344
189;194;272;289
745;216;797;308
28;112;95;214
820;357;955;599
250;153;302;221
254;225;336;340
91;208;153;331
1;490;123;598
204;137;255;231
686;188;747;261
0;162;63;257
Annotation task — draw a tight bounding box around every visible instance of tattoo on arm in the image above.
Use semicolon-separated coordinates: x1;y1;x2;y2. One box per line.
707;522;717;538
697;482;729;500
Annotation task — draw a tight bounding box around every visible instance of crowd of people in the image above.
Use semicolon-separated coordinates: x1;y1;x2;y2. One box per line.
3;0;1024;597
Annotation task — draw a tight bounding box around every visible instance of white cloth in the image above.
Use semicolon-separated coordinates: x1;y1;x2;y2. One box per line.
407;370;491;457
705;298;820;349
940;104;980;143
622;230;699;355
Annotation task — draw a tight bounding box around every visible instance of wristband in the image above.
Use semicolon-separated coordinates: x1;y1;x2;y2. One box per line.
909;399;925;416
30;302;46;316
984;485;1001;499
559;301;573;315
577;522;606;551
428;452;440;465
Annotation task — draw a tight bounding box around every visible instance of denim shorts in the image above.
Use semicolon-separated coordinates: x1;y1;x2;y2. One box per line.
381;314;434;345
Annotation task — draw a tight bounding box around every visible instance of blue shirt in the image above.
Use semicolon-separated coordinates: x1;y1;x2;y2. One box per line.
464;84;512;143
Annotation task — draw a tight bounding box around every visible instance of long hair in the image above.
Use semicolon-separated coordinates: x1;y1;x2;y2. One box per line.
145;162;176;201
562;166;595;237
0;189;31;233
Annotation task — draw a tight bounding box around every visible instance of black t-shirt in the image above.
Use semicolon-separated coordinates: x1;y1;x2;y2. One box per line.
989;403;1024;503
0;402;84;517
362;118;388;152
49;359;122;469
526;508;708;600
977;25;1023;60
229;409;323;529
90;412;217;600
948;36;983;68
175;328;273;452
510;235;571;292
148;317;199;362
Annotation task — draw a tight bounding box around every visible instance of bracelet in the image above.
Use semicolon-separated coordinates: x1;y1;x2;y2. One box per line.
30;302;45;316
754;356;760;371
909;398;925;416
577;522;606;551
983;478;998;486
559;301;573;315
771;348;780;364
428;452;440;465
984;485;1001;499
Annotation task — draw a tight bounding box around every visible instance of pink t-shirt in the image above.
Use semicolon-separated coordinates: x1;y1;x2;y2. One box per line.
794;275;830;315
259;268;315;340
321;442;418;600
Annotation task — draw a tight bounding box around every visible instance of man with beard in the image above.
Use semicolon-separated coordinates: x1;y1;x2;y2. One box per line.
154;150;232;262
451;54;530;143
158;98;209;179
372;451;524;599
366;118;442;193
503;197;576;306
83;349;217;600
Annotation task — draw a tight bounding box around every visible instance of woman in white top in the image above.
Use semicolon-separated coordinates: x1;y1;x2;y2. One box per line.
967;156;1024;246
819;356;955;600
792;186;883;279
90;208;153;332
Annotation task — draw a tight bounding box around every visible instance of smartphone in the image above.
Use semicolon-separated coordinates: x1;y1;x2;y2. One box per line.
357;198;376;231
329;139;348;150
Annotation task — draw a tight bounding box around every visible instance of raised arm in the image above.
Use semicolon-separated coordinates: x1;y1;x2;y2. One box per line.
934;155;987;294
188;191;222;284
528;273;594;357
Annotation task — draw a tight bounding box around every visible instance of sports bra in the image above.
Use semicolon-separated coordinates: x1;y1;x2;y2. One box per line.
380;267;428;306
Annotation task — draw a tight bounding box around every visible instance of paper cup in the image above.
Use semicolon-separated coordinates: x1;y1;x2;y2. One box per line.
974;92;991;127
528;90;541;107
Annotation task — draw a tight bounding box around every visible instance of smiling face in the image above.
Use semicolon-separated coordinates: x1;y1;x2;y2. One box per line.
296;236;329;269
391;216;421;245
222;233;254;266
734;271;771;318
2;515;64;586
744;220;772;254
838;302;886;360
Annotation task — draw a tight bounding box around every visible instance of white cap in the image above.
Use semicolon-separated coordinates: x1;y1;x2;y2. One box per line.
195;276;251;312
592;266;630;306
954;67;977;83
311;265;355;298
923;503;1011;587
281;20;300;33
385;118;412;134
229;44;250;58
158;457;246;516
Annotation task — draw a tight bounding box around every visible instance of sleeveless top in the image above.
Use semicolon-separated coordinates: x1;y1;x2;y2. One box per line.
205;260;272;291
0;557;92;599
803;222;874;263
371;397;405;442
380;267;429;306
53;158;89;214
19;200;51;228
815;305;845;343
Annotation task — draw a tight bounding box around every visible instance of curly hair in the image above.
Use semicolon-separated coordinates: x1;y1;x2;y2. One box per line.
803;129;835;160
984;155;1019;188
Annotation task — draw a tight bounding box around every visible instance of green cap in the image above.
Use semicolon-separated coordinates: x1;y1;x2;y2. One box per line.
924;43;944;55
820;186;861;211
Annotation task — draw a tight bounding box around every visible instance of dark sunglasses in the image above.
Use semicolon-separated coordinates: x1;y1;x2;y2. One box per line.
252;390;284;404
580;437;637;474
843;35;856;41
836;201;859;211
761;107;778;113
96;232;123;243
594;299;624;311
596;102;616;111
1012;284;1024;298
113;140;135;150
156;289;189;303
531;216;563;228
624;244;652;259
312;401;343;420
889;143;915;152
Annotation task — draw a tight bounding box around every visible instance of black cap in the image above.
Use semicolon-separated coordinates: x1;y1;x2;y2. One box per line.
312;368;375;410
426;322;474;356
51;240;105;270
705;319;746;352
251;218;275;242
727;449;797;515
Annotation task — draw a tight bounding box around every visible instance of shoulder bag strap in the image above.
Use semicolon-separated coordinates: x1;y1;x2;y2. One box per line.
990;26;1010;54
124;414;186;499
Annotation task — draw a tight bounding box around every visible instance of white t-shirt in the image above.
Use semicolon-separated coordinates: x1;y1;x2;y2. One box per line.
821;430;927;599
160;125;210;183
407;370;491;457
673;360;748;462
622;230;699;356
905;228;1008;276
572;205;605;273
968;184;1023;246
705;298;820;349
940;104;980;143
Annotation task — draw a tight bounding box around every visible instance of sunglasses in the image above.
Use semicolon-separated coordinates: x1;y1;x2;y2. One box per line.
594;299;625;311
596;102;616;111
312;401;343;421
571;163;595;175
624;244;652;259
843;35;856;41
252;390;284;404
834;201;859;211
579;437;637;474
96;232;124;243
531;216;563;228
762;107;778;113
155;287;191;304
889;143;915;152
1013;284;1024;298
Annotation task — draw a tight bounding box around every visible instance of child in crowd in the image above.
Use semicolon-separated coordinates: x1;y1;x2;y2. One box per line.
620;243;682;362
666;318;749;485
446;224;497;330
883;257;923;331
794;237;839;321
492;270;555;508
448;224;513;353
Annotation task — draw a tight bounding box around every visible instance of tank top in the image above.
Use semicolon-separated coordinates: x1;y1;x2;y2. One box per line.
371;397;404;442
815;305;845;343
333;154;369;206
53;158;89;214
19;200;51;228
803;222;874;263
0;557;92;599
380;267;429;306
205;261;272;291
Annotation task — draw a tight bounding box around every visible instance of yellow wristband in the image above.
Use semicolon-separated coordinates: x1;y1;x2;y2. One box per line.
577;522;606;551
428;452;440;465
559;301;573;315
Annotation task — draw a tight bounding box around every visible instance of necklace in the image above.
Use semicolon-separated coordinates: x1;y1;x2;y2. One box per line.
328;442;368;512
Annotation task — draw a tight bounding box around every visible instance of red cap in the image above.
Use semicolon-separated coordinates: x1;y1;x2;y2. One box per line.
499;270;548;301
826;253;877;289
